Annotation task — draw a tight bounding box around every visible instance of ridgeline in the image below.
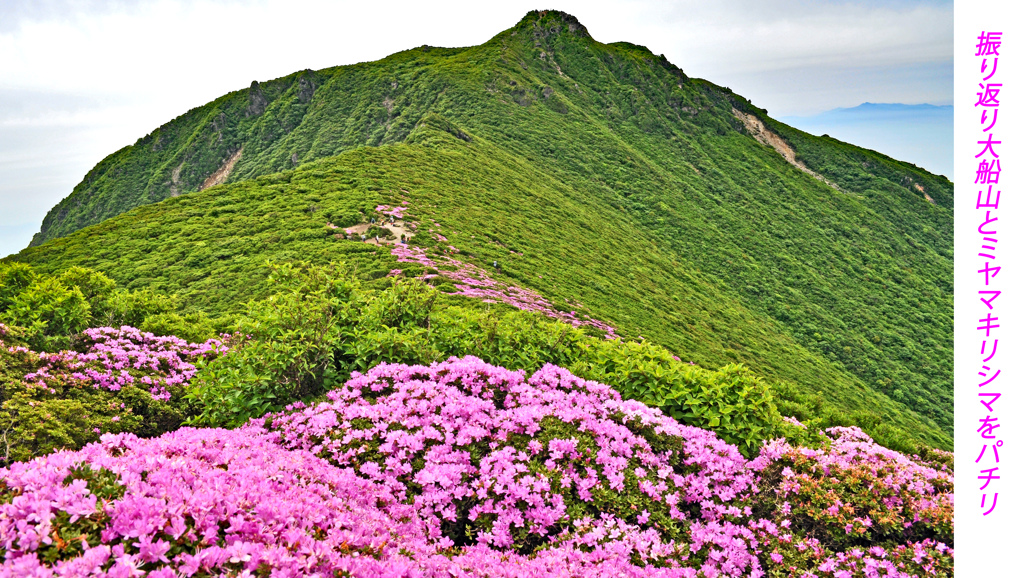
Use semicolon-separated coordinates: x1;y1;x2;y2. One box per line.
9;10;952;449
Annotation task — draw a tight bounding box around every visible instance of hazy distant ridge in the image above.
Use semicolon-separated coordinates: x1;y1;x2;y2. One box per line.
780;103;952;179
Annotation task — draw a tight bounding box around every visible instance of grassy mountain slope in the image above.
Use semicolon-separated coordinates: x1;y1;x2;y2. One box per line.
10;125;948;449
12;11;952;446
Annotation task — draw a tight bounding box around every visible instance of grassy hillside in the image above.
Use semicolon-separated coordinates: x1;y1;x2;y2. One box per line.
11;10;951;447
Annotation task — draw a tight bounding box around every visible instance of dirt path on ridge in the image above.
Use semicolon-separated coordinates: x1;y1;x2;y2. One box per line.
335;220;413;245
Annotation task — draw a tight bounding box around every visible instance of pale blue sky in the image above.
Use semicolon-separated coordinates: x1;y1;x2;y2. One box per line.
781;103;952;178
0;0;953;257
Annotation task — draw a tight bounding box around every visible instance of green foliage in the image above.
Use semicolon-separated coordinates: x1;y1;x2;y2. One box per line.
0;263;196;352
11;11;951;450
364;277;437;329
139;311;219;343
97;288;177;328
0;276;91;351
187;262;361;426
425;305;582;372
58;266;116;305
0;262;37;310
0;260;941;464
189;264;781;452
579;348;780;456
769;379;925;455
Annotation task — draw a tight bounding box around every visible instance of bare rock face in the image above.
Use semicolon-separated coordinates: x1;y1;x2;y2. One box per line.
560;12;589;37
732;108;841;192
247;81;268;117
297;71;316;104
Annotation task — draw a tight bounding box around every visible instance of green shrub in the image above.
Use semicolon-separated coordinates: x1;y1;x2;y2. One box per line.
188;262;786;453
139;311;219;343
57;266;116;307
0;277;90;350
0;262;37;310
99;288;176;328
570;341;782;456
0;264;186;352
187;262;362;426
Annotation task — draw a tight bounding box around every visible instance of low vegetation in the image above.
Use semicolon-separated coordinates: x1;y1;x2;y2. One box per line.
1;10;953;576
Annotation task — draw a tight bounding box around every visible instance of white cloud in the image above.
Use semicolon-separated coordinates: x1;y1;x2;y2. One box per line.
0;0;951;96
642;1;951;72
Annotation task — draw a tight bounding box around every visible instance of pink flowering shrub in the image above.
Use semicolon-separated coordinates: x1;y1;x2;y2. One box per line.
744;427;953;577
392;243;618;338
0;427;746;578
375;204;407;219
0;326;227;465
0;427;441;577
0;357;953;577
269;356;766;571
27;326;226;402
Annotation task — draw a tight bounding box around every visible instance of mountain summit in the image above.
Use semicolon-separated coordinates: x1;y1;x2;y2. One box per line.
13;11;952;448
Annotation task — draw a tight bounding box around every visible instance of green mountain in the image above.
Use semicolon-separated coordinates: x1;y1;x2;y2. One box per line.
9;10;952;448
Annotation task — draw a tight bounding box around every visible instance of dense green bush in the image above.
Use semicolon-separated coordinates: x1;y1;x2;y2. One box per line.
98;288;177;329
0;263;193;352
0;262;36;309
574;344;779;455
0;276;91;350
187;262;785;453
186;262;361;426
0;260;942;465
139;311;219;343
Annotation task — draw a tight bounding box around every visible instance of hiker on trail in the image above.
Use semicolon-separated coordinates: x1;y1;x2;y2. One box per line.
390;215;395;223
493;261;498;269
361;234;366;242
375;235;379;244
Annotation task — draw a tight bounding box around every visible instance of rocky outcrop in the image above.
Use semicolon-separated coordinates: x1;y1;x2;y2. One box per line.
247;81;268;117
297;71;316;103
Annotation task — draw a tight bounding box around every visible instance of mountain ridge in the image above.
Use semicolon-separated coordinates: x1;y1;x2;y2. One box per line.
10;9;952;448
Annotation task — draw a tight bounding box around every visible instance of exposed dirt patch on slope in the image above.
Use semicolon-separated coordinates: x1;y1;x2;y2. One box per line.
170;163;184;197
732;108;841;192
338;221;413;245
914;183;936;204
200;148;243;191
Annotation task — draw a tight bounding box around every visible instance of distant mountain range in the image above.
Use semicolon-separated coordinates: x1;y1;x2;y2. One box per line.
780;103;952;179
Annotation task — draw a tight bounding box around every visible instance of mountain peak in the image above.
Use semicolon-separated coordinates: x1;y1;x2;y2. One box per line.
14;9;953;458
514;10;591;39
